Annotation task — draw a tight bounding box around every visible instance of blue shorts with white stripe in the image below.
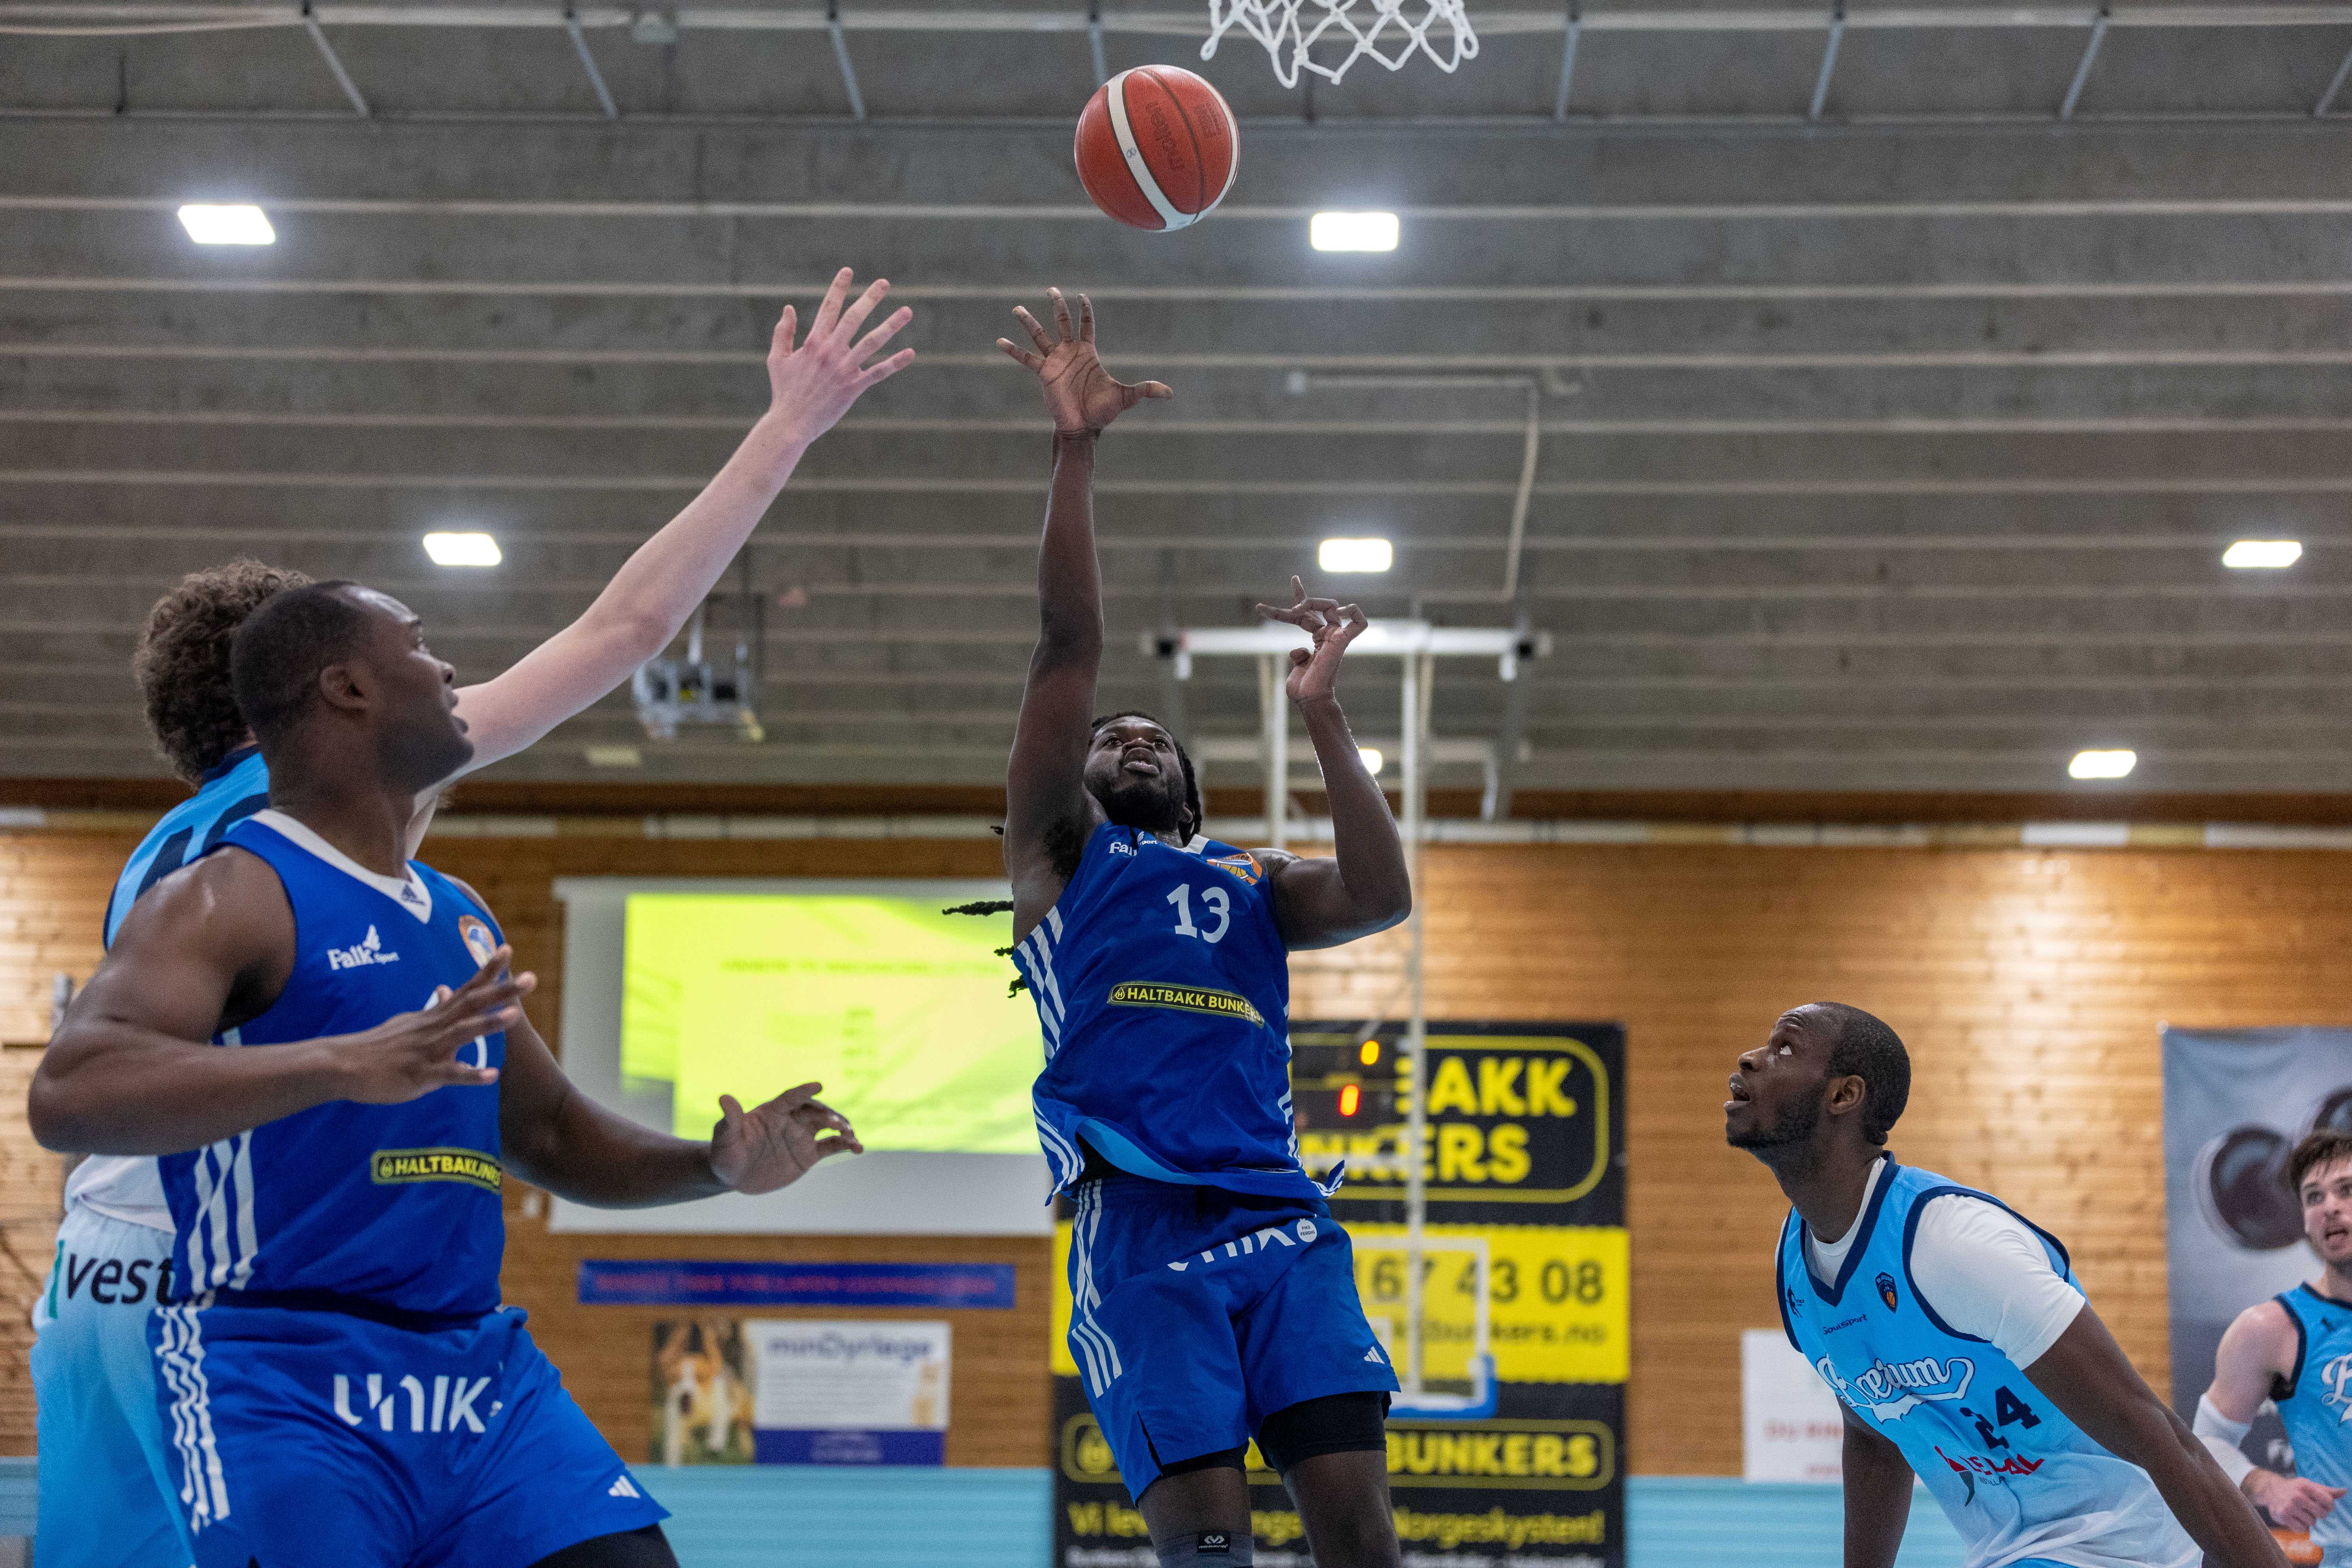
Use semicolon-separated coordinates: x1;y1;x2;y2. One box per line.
1067;1174;1399;1499
147;1301;665;1567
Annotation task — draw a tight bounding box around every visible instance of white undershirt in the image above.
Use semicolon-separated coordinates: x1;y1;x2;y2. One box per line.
1804;1155;2087;1369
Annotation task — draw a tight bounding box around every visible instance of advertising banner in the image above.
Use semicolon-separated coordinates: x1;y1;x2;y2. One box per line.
1052;1021;1629;1568
2163;1028;2352;1501
650;1318;951;1467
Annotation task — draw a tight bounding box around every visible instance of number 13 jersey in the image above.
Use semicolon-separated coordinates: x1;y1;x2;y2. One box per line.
1017;822;1325;1204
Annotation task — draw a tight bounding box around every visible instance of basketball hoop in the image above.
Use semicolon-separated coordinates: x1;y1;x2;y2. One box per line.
1203;0;1478;90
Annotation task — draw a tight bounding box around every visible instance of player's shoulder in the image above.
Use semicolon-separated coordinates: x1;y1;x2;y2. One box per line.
109;843;290;951
2227;1293;2300;1343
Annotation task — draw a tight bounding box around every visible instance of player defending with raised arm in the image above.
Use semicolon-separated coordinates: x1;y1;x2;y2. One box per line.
2197;1129;2352;1562
31;583;863;1568
1728;1003;2288;1568
32;268;907;1568
996;290;1414;1568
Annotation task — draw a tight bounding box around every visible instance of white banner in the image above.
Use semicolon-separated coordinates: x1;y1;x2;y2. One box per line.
1741;1328;1844;1483
743;1319;951;1465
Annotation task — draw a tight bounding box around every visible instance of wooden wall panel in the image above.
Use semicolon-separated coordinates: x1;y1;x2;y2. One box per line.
7;823;2352;1476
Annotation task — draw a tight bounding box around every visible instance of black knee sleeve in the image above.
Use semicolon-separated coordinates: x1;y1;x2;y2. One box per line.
1254;1390;1389;1475
1156;1530;1252;1568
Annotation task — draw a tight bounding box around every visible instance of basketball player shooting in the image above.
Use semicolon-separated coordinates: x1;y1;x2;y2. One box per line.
996;290;1414;1568
31;582;863;1568
1728;1003;2287;1568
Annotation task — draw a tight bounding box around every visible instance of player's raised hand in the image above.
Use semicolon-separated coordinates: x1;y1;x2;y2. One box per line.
996;288;1172;435
334;947;531;1103
761;268;917;448
1257;577;1369;703
709;1081;864;1194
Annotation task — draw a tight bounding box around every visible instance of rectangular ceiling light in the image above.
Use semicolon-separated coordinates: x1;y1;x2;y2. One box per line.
1318;536;1393;573
2068;749;2137;780
1310;211;1399;252
422;531;502;566
177;204;275;245
2222;539;2302;569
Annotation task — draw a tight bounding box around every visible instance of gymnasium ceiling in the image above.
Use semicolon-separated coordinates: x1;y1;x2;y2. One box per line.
7;3;2352;802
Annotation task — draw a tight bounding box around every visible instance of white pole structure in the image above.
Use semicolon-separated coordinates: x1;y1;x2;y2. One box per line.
1153;619;1542;1400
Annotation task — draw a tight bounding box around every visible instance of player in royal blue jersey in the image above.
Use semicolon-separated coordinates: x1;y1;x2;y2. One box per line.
32;269;912;1568
993;292;1415;1568
1728;1002;2286;1568
2198;1129;2352;1564
34;580;864;1568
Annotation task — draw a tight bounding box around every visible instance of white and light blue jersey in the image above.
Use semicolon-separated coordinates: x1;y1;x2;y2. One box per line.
2273;1284;2352;1563
157;810;508;1323
1777;1159;2197;1568
67;746;273;1231
1018;821;1326;1204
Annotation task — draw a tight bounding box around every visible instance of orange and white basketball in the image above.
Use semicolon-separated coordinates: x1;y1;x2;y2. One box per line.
1074;65;1240;232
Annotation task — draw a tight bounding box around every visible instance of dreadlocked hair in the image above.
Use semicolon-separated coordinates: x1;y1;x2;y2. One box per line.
133;559;314;784
942;899;1031;996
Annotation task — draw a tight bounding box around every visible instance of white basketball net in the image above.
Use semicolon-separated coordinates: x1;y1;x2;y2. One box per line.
1203;0;1479;89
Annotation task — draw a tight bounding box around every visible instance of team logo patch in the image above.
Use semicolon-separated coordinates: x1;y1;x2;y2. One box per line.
370;1147;502;1193
1876;1271;1899;1311
327;924;400;971
1207;851;1263;886
1108;981;1265;1028
458;914;497;968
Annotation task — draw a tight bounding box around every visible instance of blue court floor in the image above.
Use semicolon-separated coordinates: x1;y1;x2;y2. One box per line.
1;1461;1969;1566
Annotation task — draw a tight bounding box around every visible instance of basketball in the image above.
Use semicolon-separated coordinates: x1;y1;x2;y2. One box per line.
1074;65;1240;232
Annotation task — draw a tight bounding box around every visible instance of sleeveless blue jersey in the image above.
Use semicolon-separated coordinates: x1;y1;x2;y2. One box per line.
1777;1159;2196;1568
1016;822;1324;1204
105;746;269;944
2273;1284;2352;1564
157;812;508;1323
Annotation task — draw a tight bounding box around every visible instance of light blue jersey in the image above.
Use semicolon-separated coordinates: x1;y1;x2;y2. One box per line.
158;810;507;1318
1017;822;1326;1202
105;745;269;944
1777;1159;2196;1568
2273;1284;2352;1563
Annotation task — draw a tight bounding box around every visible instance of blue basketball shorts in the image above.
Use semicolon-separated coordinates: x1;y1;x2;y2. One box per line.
31;1204;192;1568
147;1300;666;1568
1067;1174;1399;1499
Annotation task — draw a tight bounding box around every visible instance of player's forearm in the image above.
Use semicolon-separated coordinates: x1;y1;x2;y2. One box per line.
449;413;811;771
2123;1408;2289;1568
31;1027;354;1155
1302;694;1412;931
1840;1426;1913;1568
505;1088;728;1208
1035;432;1105;658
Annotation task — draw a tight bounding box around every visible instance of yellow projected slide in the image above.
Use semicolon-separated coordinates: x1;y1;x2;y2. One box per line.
622;893;1040;1153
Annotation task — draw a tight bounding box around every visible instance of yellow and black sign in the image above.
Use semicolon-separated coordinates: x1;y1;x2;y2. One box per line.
1051;1020;1629;1568
1106;981;1265;1028
369;1147;502;1193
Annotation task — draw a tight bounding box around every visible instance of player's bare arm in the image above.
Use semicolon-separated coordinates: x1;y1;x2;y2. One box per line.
1838;1405;1914;1568
2024;1303;2291;1568
1250;580;1412;950
998;288;1171;938
439;268;917;779
2203;1299;2347;1532
30;852;525;1157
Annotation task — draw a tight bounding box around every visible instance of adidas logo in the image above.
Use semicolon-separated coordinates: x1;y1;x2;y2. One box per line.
1365;1346;1385;1365
327;924;400;972
608;1475;641;1499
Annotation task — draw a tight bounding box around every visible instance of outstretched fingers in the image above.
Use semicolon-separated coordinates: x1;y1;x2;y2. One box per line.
810;267;854;340
1011;305;1056;354
770;304;797;357
851;304;914;366
996;338;1046;373
1049;287;1076;343
1078;293;1096;343
834;277;892;343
